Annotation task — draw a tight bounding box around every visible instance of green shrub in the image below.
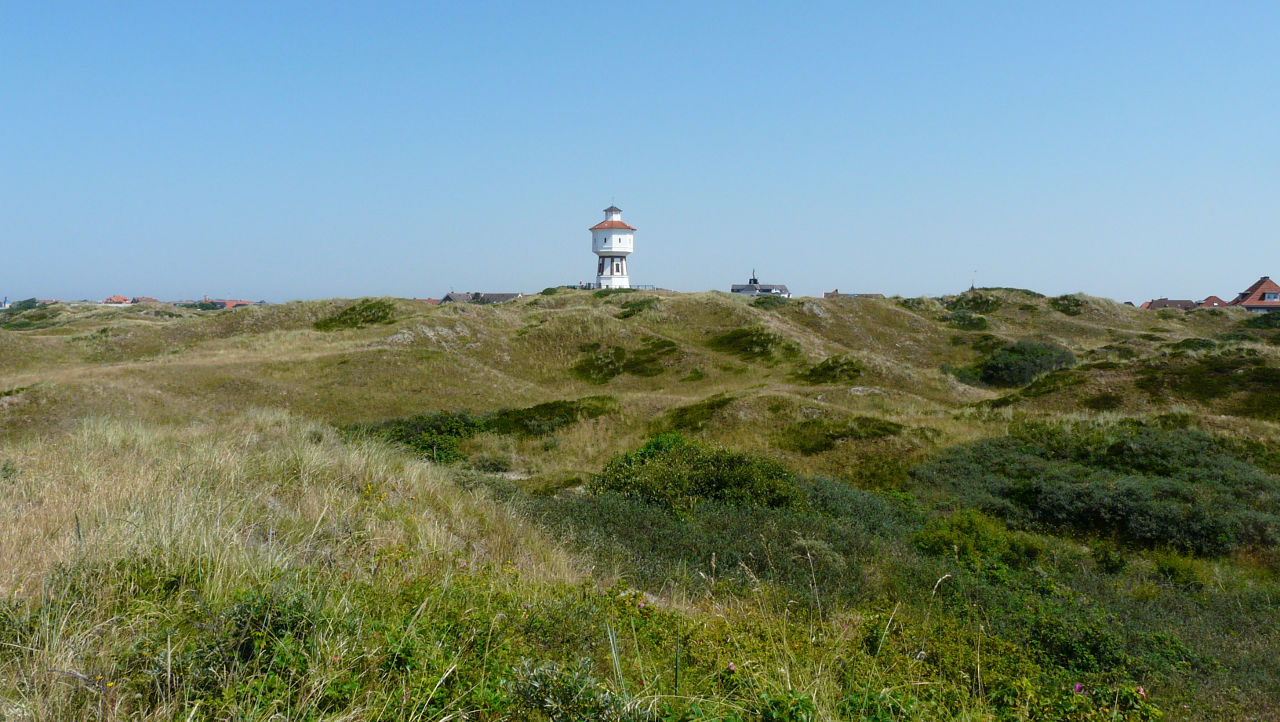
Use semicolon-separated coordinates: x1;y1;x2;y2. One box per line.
1137;351;1280;420
911;424;1280;555
540;287;560;296
775;417;902;455
1048;295;1087;316
1081;392;1123;411
314;299;396;331
1242;312;1280;329
614;297;658;319
1091;541;1128;573
590;434;803;512
488;396;617;437
707;328;797;362
942;310;989;330
662;394;734;432
795;355;862;384
573;338;677;383
978;341;1075;387
914;509;1044;568
505;659;643;722
1162;337;1216;353
946;291;1002;314
751;295;790;310
594;288;636;298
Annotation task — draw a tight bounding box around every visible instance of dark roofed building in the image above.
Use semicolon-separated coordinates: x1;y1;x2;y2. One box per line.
824;289;884;299
731;272;790;298
1228;276;1280;313
1142;298;1197;311
440;292;524;305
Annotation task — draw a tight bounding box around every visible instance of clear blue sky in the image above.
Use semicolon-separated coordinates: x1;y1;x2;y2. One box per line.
3;2;1277;302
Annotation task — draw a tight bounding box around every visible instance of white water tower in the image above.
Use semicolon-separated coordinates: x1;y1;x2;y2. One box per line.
590;205;634;289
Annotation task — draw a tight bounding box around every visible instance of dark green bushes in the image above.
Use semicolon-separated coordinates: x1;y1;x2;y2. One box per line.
348;397;616;462
1242;312;1280;329
910;423;1280;555
614;297;658;319
573;339;677;383
1162;337;1216;353
707;328;797;362
775;417;902;455
1137;351;1280;420
594;288;636;298
590;434;803;511
314;299;396;331
661;394;734;432
977;341;1075;387
1048;295;1087;316
942;310;989;330
751;295;790;310
488;396;617;436
795;356;862;384
946;291;1001;314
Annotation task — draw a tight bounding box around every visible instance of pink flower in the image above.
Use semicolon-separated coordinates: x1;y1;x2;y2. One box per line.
1073;683;1085;694
727;662;737;673
638;601;645;608
1136;686;1146;699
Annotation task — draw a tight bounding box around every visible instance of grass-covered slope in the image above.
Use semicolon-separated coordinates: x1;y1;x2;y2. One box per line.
1;289;1279;719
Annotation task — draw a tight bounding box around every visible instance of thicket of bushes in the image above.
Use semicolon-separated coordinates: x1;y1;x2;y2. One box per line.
794;355;863;384
706;327;797;362
911;423;1280;555
775;417;902;455
313;298;396;331
1137;351;1280;420
347;396;616;463
573;339;677;382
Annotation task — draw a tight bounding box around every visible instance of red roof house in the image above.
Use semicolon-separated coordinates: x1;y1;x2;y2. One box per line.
1228;276;1280;313
103;295;129;304
1197;295;1227;308
131;297;159;304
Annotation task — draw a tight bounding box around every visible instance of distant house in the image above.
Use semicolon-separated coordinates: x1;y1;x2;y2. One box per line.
440;292;523;305
1228;276;1280;313
215;300;255;309
823;289;883;299
103;295;129;305
731;273;790;298
1197;295;1228;309
130;297;159;304
1140;298;1196;311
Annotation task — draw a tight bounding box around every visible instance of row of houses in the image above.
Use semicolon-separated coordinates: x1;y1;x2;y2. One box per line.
1142;276;1280;313
101;295;264;309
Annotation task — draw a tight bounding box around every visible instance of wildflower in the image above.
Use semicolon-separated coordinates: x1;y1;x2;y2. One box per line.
106;682;114;688
637;601;645;608
1136;686;1146;699
1073;683;1084;694
727;662;737;673
459;561;467;568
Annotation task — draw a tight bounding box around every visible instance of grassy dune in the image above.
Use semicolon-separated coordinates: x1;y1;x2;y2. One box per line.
1;290;1278;719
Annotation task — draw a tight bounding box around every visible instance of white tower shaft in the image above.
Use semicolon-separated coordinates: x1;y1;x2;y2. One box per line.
589;205;635;289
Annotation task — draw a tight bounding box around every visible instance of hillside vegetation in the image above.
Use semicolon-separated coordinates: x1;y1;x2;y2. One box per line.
1;289;1278;720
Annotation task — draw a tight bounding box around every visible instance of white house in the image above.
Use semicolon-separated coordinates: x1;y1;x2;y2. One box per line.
590;206;634;289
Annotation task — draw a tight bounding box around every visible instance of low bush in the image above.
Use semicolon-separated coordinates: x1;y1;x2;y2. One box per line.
942;310;989;330
946;291;1002;314
349;397;617;461
707;328;797;362
539;286;560;296
795;355;863;384
915;509;1045;569
614;297;658;319
314;299;396;331
751;295;790;310
1081;392;1123;411
1242;312;1280;329
978;341;1075;387
1162;337;1216;353
1137;351;1280;420
590;434;803;512
594;288;636;298
1048;295;1087;316
488;396;616;437
661;394;734;432
573;338;678;383
775;417;902;455
910;423;1280;555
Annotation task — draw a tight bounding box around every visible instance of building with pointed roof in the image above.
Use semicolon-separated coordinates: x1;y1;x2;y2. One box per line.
1228;276;1280;313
